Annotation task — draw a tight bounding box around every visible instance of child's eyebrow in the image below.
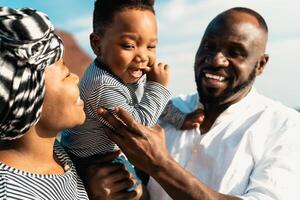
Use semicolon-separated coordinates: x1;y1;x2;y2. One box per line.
120;33;158;43
120;33;139;40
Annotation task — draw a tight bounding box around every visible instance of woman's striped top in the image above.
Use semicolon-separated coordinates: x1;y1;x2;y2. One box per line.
61;60;172;157
0;141;89;199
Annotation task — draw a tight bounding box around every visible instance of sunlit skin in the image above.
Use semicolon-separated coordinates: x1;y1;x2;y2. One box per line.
39;58;85;133
194;11;269;133
90;9;158;84
0;58;85;174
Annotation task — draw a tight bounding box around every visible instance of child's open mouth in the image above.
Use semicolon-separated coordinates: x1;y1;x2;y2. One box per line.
128;68;143;79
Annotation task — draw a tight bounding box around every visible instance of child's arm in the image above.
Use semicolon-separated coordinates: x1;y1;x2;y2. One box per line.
89;63;171;127
160;101;205;130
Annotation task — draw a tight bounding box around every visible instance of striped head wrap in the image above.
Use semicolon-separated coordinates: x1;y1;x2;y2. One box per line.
0;7;64;140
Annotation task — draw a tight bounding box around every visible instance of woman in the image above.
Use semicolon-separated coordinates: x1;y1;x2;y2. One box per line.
0;7;141;200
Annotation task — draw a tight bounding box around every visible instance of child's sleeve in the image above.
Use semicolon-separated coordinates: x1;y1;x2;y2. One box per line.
89;81;172;127
159;100;187;129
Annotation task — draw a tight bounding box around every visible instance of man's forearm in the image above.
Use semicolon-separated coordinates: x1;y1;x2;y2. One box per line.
151;155;242;200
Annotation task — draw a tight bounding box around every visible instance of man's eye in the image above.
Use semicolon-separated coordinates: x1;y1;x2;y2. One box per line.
202;43;215;51
227;48;243;57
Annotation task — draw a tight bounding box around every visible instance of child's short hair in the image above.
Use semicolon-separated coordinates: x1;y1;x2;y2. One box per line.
93;0;155;35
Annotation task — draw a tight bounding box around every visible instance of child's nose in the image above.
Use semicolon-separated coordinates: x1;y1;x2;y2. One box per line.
134;49;148;63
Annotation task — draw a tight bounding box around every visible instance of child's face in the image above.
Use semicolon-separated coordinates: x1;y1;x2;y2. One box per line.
92;9;157;84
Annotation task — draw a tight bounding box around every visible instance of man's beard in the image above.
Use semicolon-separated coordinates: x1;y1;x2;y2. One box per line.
196;67;256;105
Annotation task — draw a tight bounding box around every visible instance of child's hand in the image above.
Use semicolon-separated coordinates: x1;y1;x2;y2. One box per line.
180;108;205;130
146;62;170;87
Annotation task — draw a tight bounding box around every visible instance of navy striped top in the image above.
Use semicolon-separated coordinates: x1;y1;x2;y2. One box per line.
0;141;89;199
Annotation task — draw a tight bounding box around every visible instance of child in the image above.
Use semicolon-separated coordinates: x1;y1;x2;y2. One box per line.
61;0;204;191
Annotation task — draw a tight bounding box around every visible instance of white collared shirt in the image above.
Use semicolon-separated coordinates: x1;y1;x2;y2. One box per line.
148;88;300;200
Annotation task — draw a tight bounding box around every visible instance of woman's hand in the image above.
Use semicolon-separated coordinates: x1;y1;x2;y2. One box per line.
84;151;144;200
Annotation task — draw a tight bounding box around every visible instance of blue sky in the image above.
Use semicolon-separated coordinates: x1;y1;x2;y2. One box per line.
2;0;300;108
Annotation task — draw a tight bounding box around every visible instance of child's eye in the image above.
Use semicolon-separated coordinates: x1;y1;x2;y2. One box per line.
147;45;156;49
121;44;135;50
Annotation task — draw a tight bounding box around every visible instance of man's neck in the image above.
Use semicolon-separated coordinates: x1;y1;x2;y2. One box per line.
200;87;252;134
200;103;230;134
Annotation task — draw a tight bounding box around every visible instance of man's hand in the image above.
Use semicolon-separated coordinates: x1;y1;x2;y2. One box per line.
85;151;144;200
97;107;170;175
97;107;240;200
180;108;205;130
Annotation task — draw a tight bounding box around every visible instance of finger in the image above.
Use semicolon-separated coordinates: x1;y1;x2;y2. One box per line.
111;190;138;200
91;163;125;177
102;169;132;185
113;107;145;136
190;109;204;115
91;150;121;165
151;124;163;132
97;108;128;137
157;62;166;70
163;64;169;70
192;123;200;129
111;178;136;192
141;66;151;73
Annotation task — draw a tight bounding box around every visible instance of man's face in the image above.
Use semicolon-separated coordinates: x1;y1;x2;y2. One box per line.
194;12;267;106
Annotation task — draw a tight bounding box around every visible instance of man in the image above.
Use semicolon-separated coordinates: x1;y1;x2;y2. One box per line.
97;7;300;200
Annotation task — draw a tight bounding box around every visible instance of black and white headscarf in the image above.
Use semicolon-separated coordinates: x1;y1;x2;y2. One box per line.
0;7;64;140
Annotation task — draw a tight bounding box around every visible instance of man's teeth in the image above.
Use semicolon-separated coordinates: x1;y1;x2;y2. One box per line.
205;73;225;81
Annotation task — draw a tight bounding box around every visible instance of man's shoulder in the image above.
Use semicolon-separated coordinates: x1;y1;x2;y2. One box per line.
256;93;300;126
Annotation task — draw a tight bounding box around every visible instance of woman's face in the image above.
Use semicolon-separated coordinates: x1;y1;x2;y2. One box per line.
38;58;85;133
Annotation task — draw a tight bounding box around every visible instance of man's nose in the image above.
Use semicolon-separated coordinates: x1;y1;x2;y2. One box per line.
205;51;229;67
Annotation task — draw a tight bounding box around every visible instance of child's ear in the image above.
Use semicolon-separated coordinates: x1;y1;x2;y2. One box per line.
255;54;269;76
90;33;102;56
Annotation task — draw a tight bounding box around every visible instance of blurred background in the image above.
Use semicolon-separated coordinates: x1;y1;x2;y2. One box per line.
1;0;299;111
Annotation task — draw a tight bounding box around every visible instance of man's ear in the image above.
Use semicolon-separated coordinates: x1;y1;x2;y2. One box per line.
90;32;102;56
256;54;269;76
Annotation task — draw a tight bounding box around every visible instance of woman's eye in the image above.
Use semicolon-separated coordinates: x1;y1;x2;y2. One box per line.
65;72;71;79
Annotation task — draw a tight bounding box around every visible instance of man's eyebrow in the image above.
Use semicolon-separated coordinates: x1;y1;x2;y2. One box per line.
228;42;247;50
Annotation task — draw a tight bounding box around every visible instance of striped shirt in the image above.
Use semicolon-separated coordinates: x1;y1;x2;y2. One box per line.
0;141;89;200
61;60;172;157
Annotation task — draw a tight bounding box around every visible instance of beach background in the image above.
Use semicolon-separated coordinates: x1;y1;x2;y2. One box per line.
2;0;299;110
